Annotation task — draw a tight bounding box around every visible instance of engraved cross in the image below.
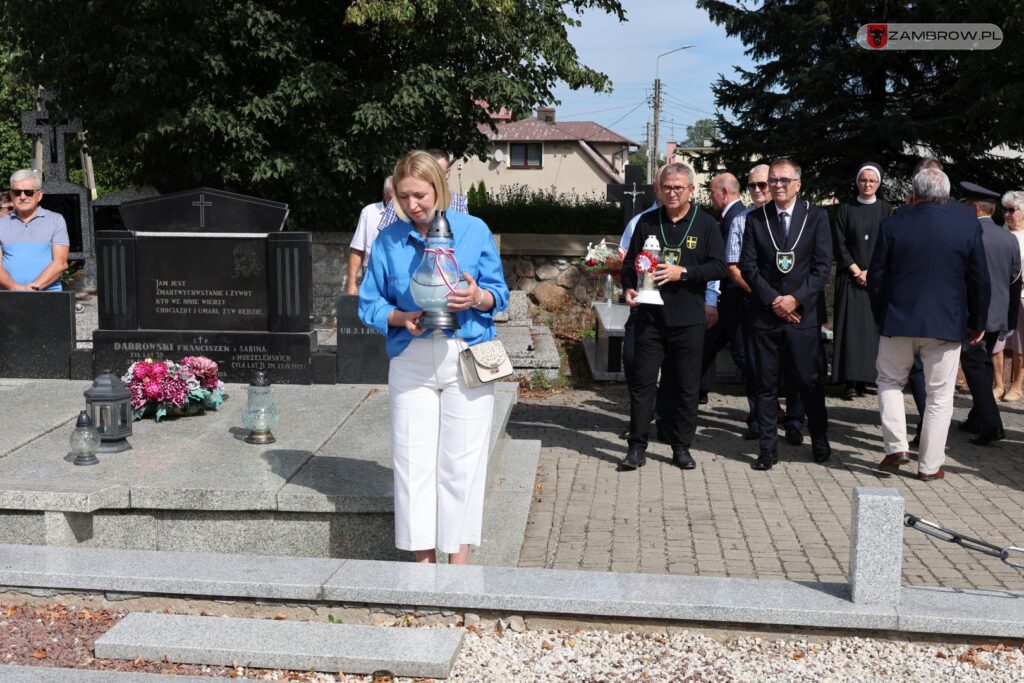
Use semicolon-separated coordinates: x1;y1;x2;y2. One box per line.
192;194;213;228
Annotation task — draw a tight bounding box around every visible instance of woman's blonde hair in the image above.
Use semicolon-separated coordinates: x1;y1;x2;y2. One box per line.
391;150;451;222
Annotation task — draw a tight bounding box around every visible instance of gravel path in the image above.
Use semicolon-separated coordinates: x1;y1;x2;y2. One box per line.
3;604;1023;682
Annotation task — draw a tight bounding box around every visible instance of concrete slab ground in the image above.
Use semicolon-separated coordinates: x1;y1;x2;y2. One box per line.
511;385;1024;592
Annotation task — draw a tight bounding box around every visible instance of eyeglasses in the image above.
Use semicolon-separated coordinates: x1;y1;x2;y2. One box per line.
1005;207;1019;214
661;184;693;194
767;177;797;186
747;181;768;191
9;189;37;197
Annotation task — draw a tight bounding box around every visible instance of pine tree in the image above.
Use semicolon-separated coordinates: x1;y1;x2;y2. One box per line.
696;1;1024;200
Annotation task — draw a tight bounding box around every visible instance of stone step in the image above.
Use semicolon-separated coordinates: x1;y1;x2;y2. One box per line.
94;612;463;679
0;665;210;682
474;438;542;567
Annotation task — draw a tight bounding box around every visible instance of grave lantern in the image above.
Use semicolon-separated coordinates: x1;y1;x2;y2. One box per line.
243;371;279;444
69;411;100;466
410;210;463;330
84;371;133;453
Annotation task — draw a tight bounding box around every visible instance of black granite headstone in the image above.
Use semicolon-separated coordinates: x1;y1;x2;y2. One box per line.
0;292;75;379
119;188;288;233
335;294;389;384
606;164;656;225
40;194;83;253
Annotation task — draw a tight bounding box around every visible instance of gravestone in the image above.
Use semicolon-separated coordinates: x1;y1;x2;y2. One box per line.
92;186;160;231
335;294;389;384
606;164;655;226
21;98;95;284
91;189;317;384
0;292;76;378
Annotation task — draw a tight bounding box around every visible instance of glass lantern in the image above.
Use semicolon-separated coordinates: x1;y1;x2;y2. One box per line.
84;371;133;453
633;235;664;305
70;411;100;466
410;210;464;330
243;371;279;444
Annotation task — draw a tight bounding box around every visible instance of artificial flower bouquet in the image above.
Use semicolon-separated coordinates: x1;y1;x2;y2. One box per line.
581;238;626;276
121;356;226;421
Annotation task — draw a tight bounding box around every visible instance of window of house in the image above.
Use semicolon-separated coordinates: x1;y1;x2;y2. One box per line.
509;143;542;168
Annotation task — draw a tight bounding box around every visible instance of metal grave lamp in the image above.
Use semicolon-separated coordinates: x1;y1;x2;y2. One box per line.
633;235;664;305
243;371;279;444
84;371;133;453
410;210;464;330
69;411;101;466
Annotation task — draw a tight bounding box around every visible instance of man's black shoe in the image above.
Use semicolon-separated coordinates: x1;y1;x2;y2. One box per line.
784;425;804;445
698;392;709;405
910;423;921;447
751;449;778;471
958;420;981;434
811;436;831;463
742;423;759;440
671;446;696;470
618;444;647;470
970;427;1005;446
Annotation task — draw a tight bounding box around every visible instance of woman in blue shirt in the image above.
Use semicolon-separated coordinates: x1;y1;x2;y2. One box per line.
359;150;509;564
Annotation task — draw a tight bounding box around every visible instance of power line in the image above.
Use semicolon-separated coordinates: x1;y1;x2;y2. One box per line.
603;99;650;130
560;99;647;119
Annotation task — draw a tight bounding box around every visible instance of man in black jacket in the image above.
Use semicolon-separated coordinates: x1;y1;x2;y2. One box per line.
619;163;726;471
740;158;832;471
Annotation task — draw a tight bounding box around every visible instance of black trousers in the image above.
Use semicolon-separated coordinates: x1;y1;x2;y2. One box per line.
962;331;1003;433
623;307;677;427
749;325;829;451
628;313;704;449
700;287;747;393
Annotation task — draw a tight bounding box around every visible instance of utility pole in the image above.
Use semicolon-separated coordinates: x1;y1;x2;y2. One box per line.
651;45;694;180
644;121;652;181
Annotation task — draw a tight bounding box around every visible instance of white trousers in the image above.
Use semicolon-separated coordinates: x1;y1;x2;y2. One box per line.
876;336;961;475
388;335;495;553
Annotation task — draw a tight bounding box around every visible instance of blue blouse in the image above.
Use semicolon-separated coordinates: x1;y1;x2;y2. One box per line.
358;211;510;358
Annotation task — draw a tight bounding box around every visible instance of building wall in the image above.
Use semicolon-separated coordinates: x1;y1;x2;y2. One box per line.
453;141;626;199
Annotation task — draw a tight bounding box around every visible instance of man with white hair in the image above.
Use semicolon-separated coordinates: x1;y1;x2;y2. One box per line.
0;169;69;291
868;168;990;481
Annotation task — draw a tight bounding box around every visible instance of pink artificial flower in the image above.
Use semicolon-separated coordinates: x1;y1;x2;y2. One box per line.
149;362;168;380
143;379;163;401
132;363;149;380
164;375;189;407
129;384;147;410
185;356;219;378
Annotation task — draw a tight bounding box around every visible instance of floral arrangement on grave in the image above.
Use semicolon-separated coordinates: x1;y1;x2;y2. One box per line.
580;239;626;276
121;356;226;422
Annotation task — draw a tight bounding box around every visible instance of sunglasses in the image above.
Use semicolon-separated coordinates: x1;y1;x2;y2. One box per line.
1005;207;1019;214
9;189;37;197
747;181;768;191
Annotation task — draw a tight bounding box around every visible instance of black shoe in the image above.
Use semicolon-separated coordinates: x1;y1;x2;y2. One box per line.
742;423;759;440
784;425;804;445
752;449;778;471
811;436;831;463
842;385;856;401
618;429;630;440
910;424;921;447
958;420;981;434
671;446;696;470
855;382;867;397
618;444;647;470
970;428;1005;446
698;393;709;405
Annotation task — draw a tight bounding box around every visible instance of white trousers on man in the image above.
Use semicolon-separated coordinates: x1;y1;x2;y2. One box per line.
876;336;961;475
388;334;494;554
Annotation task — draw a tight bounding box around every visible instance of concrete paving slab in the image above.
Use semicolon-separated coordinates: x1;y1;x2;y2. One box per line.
0;665;212;682
94;613;463;678
0;480;128;512
0;544;343;600
0;379;91;458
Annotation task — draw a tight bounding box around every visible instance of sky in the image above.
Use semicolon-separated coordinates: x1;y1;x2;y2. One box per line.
550;1;756;150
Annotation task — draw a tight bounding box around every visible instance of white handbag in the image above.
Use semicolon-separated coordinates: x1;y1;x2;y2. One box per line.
458;339;513;388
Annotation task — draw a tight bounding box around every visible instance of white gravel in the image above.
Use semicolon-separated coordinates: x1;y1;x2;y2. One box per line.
222;625;1024;682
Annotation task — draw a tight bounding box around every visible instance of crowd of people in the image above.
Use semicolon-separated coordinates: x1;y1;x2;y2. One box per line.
617;157;1023;481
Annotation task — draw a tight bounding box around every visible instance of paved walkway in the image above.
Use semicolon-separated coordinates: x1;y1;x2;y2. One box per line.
509;384;1024;592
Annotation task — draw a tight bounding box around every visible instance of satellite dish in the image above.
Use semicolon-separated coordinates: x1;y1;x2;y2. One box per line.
493;149;505;163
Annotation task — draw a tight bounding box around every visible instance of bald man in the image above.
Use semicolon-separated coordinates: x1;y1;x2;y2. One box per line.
699;172;748;403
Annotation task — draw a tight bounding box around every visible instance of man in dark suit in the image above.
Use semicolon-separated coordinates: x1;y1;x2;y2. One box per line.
740;157;832;471
868;168;990;481
957;181;1023;445
699;172;748;402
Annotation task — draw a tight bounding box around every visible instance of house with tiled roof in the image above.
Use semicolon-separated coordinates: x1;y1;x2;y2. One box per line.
452;107;638;199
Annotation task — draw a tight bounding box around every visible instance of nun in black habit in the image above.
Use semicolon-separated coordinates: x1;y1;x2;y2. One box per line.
831;162;893;398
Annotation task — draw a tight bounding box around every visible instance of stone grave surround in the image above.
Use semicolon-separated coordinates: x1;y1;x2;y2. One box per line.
90;188;322;384
0;292;77;379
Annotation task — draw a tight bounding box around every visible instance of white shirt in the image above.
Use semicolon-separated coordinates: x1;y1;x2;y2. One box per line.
351;201;387;255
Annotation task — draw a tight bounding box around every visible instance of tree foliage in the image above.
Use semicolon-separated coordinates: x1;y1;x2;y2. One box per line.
682;118;717;148
0;0;623;228
0;53;33;178
696;1;1024;201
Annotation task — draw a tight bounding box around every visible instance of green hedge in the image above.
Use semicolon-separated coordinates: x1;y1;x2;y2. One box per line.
467;183;621;235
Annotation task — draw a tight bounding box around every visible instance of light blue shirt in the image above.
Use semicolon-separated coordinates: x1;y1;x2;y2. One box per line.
0;208;69;291
359;211;509;358
726;205;758;264
619;202;719;307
